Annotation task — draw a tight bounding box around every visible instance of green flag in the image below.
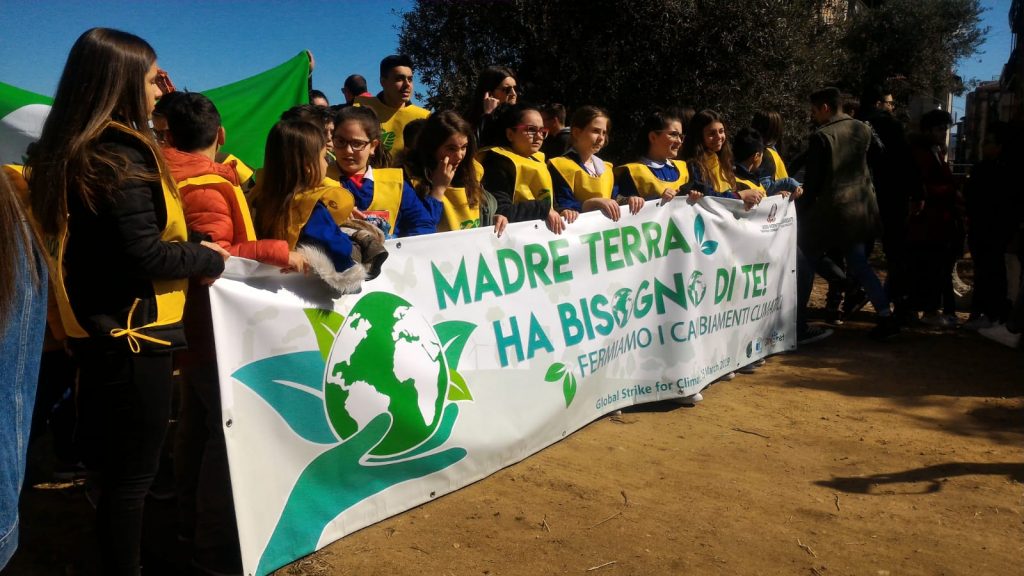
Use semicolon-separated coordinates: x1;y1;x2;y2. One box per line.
0;81;53;164
0;51;309;168
204;51;310;170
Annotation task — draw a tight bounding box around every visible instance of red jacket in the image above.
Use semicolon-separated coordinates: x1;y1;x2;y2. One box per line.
163;147;289;266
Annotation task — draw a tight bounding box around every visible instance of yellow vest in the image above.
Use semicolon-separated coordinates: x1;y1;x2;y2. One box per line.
765;147;789;180
617;160;688;200
548;156;615;202
2;164;30;206
218;153;254;184
52;121;188;350
480;147;553;205
176;173;256;242
326;163;404;234
410;159;485;232
353;95;430;160
285;185;356;248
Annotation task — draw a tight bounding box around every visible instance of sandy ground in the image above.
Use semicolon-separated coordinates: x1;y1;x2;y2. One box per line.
8;281;1024;576
278;314;1022;576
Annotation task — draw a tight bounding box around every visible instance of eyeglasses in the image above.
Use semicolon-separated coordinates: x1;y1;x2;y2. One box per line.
333;137;371;152
881;99;896;107
657;130;683;141
516;124;548;138
495;84;517;94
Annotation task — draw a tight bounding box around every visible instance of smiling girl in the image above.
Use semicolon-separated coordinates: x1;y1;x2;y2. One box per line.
478;104;576;234
615;109;690;206
326;106;441;237
549;106;643;221
683;109;763;210
404;111;508;235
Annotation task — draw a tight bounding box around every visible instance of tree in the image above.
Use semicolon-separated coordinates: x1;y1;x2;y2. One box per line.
837;0;985;100
398;0;981;161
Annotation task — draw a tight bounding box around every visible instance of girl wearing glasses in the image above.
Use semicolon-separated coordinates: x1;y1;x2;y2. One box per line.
548;106;644;221
467;66;518;147
615;108;690;205
682;109;763;210
479;104;577;234
326;106;442;237
404;111;508;235
250;119;376;295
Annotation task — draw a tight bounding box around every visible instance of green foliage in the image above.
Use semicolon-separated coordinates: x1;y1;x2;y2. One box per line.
398;0;983;159
838;0;986;98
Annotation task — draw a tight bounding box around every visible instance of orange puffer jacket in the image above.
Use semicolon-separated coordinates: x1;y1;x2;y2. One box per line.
164;146;289;267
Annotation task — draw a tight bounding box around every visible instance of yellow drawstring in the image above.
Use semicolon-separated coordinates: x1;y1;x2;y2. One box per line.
109;299;172;353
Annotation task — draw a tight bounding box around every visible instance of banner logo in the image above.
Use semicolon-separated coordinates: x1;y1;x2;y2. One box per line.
231;292;476;574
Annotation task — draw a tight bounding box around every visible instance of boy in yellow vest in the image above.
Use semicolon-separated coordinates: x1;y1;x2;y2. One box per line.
354;54;430;164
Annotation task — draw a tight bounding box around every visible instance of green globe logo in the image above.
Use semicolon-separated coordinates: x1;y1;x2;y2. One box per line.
612;288;633;328
687;270;706;306
324;292;448;456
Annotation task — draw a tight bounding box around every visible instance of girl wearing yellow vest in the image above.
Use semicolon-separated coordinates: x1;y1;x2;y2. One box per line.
479;104;577;234
251;119;372;295
326;106;442;238
682;109;764;210
751;110;791;181
25;28;228;576
614;109;690;206
549;106;644;222
404;111;508;235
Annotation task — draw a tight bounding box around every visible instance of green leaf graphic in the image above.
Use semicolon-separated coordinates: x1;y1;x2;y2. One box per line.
434;320;477;370
231;351;337;444
700;240;718;255
381;130;396;151
545;362;567;382
304;308;345;361
446;368;474;402
694;214;706;246
563;372;577;407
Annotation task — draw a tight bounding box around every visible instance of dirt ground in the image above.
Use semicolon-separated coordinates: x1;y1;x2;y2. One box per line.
8;279;1024;576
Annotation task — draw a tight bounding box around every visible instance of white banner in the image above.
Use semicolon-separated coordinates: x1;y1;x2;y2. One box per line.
209;196;798;575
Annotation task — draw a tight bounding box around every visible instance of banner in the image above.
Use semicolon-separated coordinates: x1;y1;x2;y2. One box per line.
208;196;798;575
0;52;308;168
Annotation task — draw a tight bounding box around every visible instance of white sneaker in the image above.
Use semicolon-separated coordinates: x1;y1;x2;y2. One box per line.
673;392;704;406
978;324;1021;349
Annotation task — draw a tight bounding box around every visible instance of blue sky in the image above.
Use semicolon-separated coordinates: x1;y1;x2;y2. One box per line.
0;0;1013;117
0;0;417;104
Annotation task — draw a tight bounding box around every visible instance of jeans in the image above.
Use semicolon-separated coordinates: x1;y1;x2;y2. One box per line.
799;242;890;332
74;343;174;576
0;229;48;570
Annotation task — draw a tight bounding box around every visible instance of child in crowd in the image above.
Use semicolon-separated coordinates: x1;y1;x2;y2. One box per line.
549;105;644;221
26;28;228;576
750;110;791;181
326;106;442;238
155;91;307;575
479;103;577;233
683;109;763;210
404;111;507;234
615;109;689;205
732;127;803;198
252;119;385;295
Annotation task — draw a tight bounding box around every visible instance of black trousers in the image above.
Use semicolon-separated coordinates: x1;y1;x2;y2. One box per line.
75;345;174;576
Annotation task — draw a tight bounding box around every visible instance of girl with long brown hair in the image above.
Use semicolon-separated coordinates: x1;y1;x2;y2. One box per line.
404;110;507;234
25;28;227;575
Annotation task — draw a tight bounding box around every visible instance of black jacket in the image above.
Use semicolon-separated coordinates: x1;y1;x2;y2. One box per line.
64;125;224;352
